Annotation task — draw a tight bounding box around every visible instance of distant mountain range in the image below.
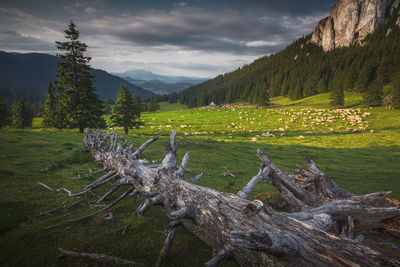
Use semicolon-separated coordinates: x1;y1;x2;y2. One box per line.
0;51;156;103
113;69;208;95
114;69;207;84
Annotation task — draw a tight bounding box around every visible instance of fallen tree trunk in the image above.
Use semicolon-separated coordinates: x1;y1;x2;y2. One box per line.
57;129;400;266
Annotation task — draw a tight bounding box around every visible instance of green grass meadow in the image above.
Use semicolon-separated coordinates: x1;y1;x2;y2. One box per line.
1;93;400;266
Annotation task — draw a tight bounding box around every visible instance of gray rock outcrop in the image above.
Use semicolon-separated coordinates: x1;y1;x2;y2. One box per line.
311;0;400;51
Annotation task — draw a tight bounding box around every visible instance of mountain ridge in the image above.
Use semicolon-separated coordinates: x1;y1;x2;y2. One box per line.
0;51;156;103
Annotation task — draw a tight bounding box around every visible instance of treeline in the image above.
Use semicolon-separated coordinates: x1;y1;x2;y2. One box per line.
103;96;160;115
178;11;400;107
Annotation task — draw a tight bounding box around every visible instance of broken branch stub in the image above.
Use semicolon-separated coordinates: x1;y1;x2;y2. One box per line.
58;129;400;266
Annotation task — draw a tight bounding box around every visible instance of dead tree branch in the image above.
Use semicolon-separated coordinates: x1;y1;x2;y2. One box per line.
50;129;400;266
58;248;139;265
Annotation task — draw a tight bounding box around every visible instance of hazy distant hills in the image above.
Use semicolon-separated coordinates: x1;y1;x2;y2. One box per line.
123;76;200;95
114;69;207;83
0;51;156;103
113;69;208;95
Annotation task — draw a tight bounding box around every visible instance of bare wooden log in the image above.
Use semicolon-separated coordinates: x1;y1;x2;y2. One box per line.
69;189;132;223
170;206;195;220
55;129;400;266
257;149;321;210
132;134;160;159
237;166;271;199
85;170;116;189
89;166;107;176
230;231;301;257
39;200;87;216
133;194;163;218
88;173;118;190
155;227;178;267
162;130;177;170
57;188;90;197
205;248;233;267
37;182;54;191
121;222;132;236
348;216;354;239
67;175;83;180
188;172;203;184
97;185;119;203
163;220;181;234
176;151;190;179
295;157;353;200
58;248;138;265
45;189;132;229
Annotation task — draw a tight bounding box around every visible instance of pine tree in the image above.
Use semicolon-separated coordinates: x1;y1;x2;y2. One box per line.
390;72;400;109
354;63;374;93
149;97;159;111
363;81;383;106
0;97;11;128
133;94;143;112
54;21;105;132
11;100;33;129
43;81;57;126
330;82;345;107
256;88;270;107
110;85;140;134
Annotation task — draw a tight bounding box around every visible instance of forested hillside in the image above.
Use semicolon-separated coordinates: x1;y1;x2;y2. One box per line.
179;11;400;107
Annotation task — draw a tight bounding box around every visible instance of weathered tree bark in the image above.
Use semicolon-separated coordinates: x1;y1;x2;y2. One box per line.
57;129;400;266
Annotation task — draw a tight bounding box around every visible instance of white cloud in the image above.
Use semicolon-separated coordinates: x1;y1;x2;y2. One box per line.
246;40;279;47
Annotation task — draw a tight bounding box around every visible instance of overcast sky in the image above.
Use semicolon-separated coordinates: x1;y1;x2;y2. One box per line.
0;0;337;78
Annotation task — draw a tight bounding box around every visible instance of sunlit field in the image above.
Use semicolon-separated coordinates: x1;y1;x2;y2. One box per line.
1;93;400;266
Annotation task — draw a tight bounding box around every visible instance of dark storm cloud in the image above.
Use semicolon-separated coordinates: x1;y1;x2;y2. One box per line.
81;5;326;55
0;0;338;75
0;30;55;51
0;0;337;54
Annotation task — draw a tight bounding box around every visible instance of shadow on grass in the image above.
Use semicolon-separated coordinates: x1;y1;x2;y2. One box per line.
0;130;399;266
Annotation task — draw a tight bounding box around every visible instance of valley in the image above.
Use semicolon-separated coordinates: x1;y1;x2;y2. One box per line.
1;93;399;265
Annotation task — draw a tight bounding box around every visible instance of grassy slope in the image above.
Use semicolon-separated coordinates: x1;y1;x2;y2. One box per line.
158;101;188;111
270;92;363;106
1;93;399;266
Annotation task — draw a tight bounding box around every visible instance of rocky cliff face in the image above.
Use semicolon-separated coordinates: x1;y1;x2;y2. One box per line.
311;0;400;51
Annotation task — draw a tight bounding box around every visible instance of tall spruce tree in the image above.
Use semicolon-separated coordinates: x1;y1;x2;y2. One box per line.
390;72;400;109
0;97;11;128
363;81;383;106
43;81;57;126
330;80;345;107
54;21;105;132
148;97;159;112
11;100;33;129
110;85;140;134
